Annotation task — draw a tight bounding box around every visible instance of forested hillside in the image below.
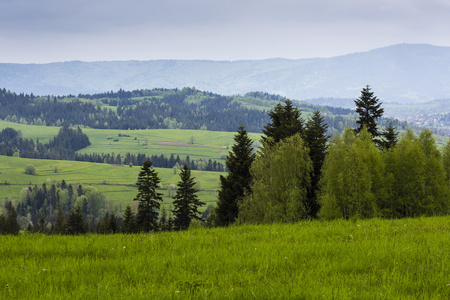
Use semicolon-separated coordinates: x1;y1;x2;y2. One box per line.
0;87;407;135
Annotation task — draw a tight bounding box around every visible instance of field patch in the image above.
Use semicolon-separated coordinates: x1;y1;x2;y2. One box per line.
155;141;226;150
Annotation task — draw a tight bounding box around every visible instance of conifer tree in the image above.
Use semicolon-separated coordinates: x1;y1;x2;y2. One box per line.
172;163;205;230
5;201;20;235
304;110;329;217
135;160;163;232
0;213;6;234
261;99;304;148
109;212;118;234
354;85;384;139
380;120;399;150
54;206;66;234
213;125;255;226
122;205;136;234
65;205;87;235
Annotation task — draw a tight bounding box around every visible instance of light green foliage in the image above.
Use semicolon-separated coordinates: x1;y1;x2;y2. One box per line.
24;164;36;175
442;138;450;182
382;129;449;217
238;133;312;223
1;217;450;298
319;128;384;220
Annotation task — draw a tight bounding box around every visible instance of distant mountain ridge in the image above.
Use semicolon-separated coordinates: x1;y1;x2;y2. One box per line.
1;44;450;104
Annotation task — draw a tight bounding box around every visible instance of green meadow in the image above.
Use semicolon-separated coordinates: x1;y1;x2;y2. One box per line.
1;217;450;299
0;155;220;211
0;120;262;163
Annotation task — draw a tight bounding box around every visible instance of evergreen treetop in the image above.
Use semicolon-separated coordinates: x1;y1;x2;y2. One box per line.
135;160;163;232
354;85;384;138
172;163;205;230
261;99;304;148
213;125;255;226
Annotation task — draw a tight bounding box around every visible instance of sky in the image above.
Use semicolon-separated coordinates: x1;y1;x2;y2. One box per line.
1;0;450;63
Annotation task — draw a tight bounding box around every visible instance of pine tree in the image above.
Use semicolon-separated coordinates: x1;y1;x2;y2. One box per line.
122;205;136;233
304;110;329;217
54;206;66;234
135;160;163;232
354;85;384;139
109;212;118;234
5;201;20;235
65;205;87;235
261;99;304;148
172;164;205;230
380;120;399;150
213;125;255;226
0;213;6;234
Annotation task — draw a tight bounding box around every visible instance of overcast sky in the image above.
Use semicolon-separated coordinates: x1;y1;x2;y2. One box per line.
1;0;450;63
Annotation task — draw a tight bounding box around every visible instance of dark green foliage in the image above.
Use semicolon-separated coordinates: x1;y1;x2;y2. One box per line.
380;120;399;150
0;214;5;234
97;212;111;234
172;164;205;230
0;126;90;160
354;85;384;138
54;206;66;234
261;99;304;148
109;212;119;234
213;125;255;226
4;201;20;235
122;205;137;233
304;110;329;217
135;160;163;232
65;205;87;235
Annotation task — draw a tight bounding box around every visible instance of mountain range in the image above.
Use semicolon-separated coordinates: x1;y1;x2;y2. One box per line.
1;44;450;104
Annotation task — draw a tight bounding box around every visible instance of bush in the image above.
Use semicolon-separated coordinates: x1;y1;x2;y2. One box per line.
24;164;36;175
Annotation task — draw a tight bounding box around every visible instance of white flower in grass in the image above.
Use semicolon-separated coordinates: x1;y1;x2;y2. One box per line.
42;269;47;271
123;247;126;249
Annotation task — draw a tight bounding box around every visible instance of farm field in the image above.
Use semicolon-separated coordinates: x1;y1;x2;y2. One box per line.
0;155;221;211
0;120;262;163
1;217;450;299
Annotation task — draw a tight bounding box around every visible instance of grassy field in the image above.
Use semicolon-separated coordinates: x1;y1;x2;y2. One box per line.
0;120;262;163
0;155;221;211
1;217;450;299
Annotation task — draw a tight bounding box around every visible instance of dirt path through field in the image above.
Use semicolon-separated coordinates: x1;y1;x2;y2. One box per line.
154;141;225;150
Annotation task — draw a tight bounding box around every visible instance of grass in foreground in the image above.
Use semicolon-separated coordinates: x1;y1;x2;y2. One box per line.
1;217;450;299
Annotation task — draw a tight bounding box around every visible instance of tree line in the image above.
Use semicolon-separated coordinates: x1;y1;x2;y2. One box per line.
1;86;394;136
0;126;226;172
212;85;450;226
0;126;90;160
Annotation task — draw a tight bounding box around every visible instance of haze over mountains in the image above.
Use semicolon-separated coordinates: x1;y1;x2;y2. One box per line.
1;44;450;104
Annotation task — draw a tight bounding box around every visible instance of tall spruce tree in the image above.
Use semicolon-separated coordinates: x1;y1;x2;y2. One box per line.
354;85;384;139
213;125;255;226
304;110;329;217
135;160;163;232
172;163;205;230
261;99;304;148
